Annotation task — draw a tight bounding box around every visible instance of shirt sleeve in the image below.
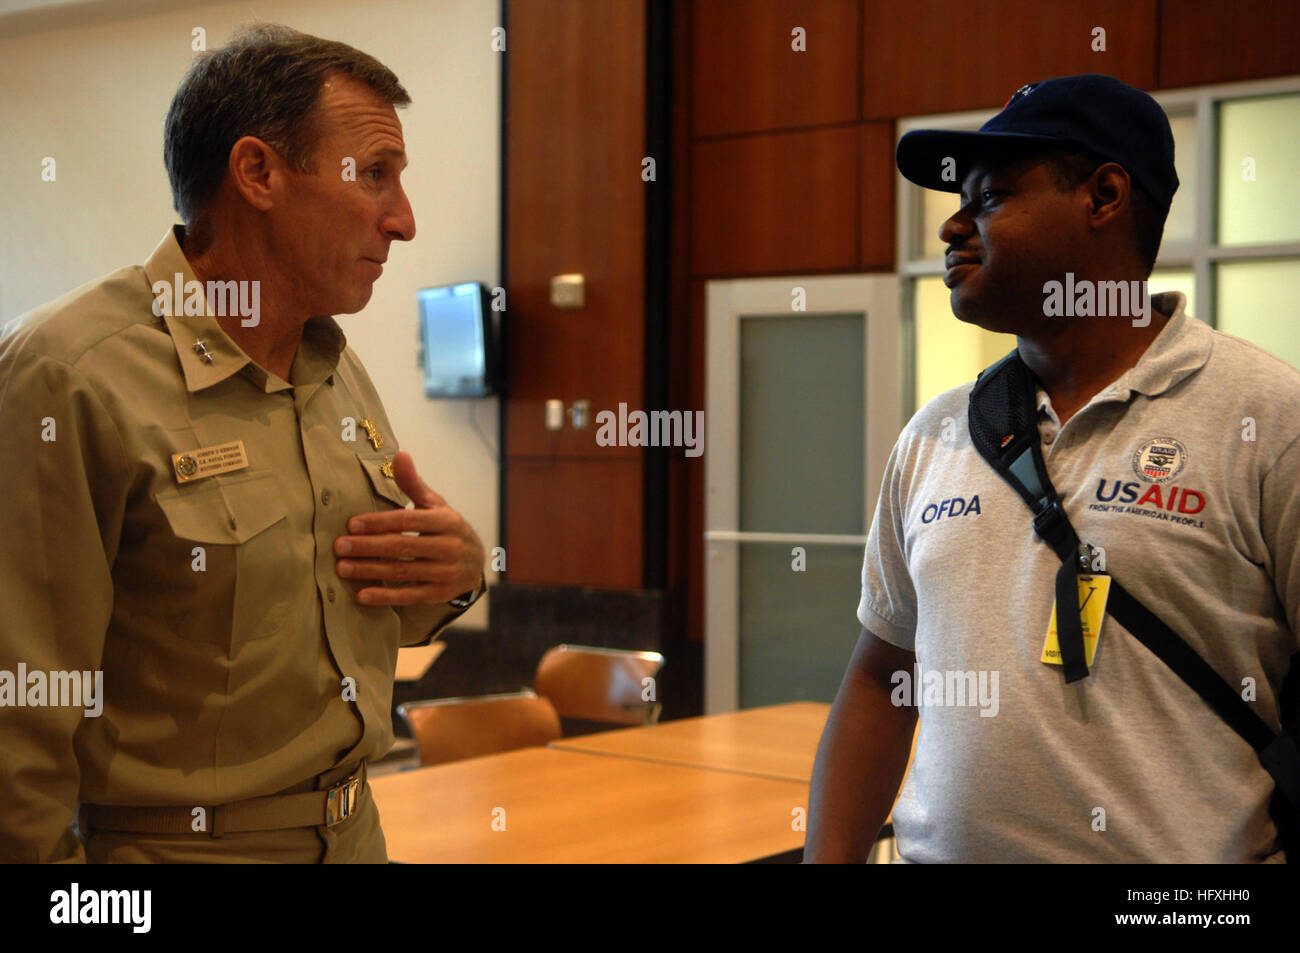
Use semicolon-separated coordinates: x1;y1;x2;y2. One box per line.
394;572;485;647
395;603;459;647
1262;432;1300;652
0;347;129;863
857;436;919;652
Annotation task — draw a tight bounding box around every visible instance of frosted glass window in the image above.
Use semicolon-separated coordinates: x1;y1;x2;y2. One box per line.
1215;259;1300;370
913;276;1016;409
739;313;864;535
739;543;863;707
1217;94;1300;246
918;186;960;260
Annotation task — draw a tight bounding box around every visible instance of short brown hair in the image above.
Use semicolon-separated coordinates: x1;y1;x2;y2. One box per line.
163;24;410;245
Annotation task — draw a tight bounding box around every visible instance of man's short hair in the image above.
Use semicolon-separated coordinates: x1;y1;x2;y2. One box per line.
163;24;410;246
1028;146;1166;277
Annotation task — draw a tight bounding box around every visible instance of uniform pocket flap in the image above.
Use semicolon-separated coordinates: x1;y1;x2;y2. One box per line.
155;473;288;544
357;455;411;508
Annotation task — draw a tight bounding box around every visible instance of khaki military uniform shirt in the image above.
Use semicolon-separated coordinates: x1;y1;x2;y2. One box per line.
0;227;476;862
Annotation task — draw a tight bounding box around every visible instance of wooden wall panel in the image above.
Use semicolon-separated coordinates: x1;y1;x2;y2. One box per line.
692;0;860;137
505;0;645;460
504;458;643;588
860;0;1158;119
859;120;896;270
1160;0;1300;88
503;0;647;587
691;125;859;276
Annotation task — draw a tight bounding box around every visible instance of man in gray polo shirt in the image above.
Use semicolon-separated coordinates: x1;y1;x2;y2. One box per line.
806;74;1300;863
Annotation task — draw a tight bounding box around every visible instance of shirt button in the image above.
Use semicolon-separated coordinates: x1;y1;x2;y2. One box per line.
321;489;332;506
327;587;336;603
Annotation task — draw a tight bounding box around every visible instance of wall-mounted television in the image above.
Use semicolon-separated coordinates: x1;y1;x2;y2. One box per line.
416;282;501;398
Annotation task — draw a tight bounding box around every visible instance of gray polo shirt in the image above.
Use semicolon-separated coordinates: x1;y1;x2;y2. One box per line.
858;291;1300;862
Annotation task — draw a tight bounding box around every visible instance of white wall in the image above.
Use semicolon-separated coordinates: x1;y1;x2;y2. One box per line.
0;0;500;627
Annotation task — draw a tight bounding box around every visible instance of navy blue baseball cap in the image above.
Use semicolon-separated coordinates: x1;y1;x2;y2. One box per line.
896;74;1178;217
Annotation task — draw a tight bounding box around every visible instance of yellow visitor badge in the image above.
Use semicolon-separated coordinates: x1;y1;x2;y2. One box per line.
1042;573;1111;668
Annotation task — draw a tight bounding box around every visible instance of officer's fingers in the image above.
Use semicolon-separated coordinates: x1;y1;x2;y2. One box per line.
391;451;447;510
335;538;467;577
335;531;462;562
346;505;461;537
340;556;463;584
355;581;464;606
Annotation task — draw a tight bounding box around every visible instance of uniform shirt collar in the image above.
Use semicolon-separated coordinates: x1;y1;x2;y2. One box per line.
1034;290;1210;422
143;225;347;393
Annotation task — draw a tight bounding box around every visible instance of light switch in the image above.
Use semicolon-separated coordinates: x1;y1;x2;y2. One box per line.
550;274;585;310
545;399;564;431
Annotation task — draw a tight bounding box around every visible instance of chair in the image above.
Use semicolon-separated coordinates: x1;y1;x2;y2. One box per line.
395;690;562;767
533;644;666;728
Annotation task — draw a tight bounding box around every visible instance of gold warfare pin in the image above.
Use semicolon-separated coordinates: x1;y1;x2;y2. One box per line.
360;417;383;451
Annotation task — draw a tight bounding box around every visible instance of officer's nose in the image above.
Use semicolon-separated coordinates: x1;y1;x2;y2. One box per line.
385;187;416;242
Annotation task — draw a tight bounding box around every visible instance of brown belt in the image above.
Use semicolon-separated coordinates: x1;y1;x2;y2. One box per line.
84;763;366;838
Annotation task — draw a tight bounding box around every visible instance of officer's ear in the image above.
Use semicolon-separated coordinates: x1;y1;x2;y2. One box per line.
225;136;283;214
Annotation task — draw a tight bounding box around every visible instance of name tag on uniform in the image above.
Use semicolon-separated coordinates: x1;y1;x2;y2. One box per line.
1041;574;1112;668
171;440;249;484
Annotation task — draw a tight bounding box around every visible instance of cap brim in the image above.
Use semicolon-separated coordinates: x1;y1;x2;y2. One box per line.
895;129;1065;193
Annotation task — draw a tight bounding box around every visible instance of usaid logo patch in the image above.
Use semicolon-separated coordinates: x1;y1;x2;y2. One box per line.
1132;437;1187;484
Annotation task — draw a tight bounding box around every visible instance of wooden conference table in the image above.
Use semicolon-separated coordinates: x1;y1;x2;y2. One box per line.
549;702;912;805
393;641;446;681
550;700;831;782
371;702;831;863
545;700;910;834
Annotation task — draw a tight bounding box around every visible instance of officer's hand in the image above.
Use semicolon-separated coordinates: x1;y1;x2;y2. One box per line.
332;451;485;606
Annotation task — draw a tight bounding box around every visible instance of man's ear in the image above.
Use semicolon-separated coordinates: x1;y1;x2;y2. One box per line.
226;136;282;213
1086;162;1129;229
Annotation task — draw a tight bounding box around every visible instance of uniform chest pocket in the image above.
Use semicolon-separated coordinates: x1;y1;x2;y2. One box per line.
356;454;411;510
153;473;293;646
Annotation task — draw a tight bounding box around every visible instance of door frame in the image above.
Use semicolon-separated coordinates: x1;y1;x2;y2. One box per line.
704;275;903;714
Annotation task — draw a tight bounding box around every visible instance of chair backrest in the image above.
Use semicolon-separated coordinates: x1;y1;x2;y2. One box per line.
534;644;666;726
396;690;562;767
